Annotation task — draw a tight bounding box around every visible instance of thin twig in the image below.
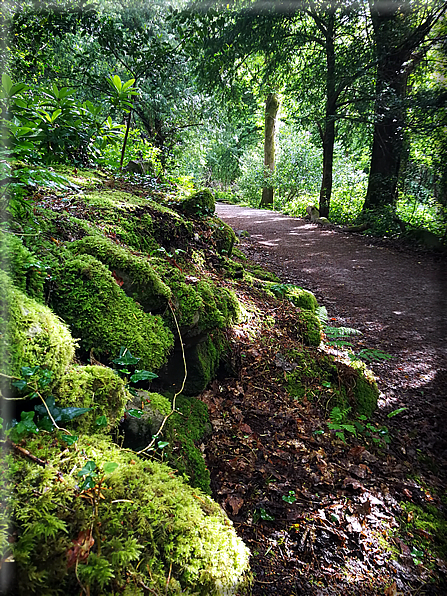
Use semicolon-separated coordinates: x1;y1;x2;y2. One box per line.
137;301;187;455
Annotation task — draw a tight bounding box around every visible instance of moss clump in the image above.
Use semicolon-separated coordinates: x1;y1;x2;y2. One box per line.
3;433;251;596
69;235;171;312
285;350;378;417
165;395;212;493
54;365;130;432
400;501;447;560
0;271;75;382
296;310;322;346
208;217;236;256
121;391;172;449
286;287;318;312
246;264;280;282
156;265;240;333
338;360;378;417
51;254;173;371
0;230;46;301
180;189;215;217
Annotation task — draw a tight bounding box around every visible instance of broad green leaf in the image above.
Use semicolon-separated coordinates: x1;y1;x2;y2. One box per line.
78;461;96;476
103;462;119;474
2;73;12;94
12;379;28;391
121;79;136;91
62;434;78;445
387;407;408;418
157;441;169;449
130;370;158;383
95;415;108;428
127;409;143;418
113;348;140;366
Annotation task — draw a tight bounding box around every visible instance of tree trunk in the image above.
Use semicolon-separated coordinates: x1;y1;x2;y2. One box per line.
317;11;336;219
260;92;280;208
364;0;414;210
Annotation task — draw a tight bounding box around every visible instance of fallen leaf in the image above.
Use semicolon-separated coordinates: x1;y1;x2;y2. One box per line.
66;529;94;568
225;494;244;515
384;582;397;596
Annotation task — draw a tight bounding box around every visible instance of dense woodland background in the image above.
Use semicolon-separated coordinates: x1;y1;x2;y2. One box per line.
1;0;446;240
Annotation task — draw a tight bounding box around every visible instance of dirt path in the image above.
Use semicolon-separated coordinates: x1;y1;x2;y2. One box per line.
216;202;447;469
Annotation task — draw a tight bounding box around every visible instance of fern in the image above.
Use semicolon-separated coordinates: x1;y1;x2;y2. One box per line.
325;326;362;338
315;306;328;324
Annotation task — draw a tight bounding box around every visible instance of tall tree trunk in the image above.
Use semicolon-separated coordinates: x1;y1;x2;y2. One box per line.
260;92;280;208
363;51;408;209
363;0;435;210
318;12;336;219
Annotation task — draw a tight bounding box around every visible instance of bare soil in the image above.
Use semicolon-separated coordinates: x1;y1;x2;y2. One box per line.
204;203;447;595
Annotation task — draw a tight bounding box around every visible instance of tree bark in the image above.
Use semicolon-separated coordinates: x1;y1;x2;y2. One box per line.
260;92;280;208
364;0;442;210
318;11;336;219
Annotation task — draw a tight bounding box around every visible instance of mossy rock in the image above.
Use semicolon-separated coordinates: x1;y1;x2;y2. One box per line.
0;230;46;301
121;390;172;449
69;235;171;312
246;264;280;282
54;364;131;433
296;310;322;346
180;189;215;217
0;271;75;385
51;254;174;371
285;349;378;417
208;216;236;256
2;434;251;595
159;331;228;397
165;395;213;493
156;265;240;334
286;287;318;312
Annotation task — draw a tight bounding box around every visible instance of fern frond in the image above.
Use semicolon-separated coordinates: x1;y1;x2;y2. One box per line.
324;326;362;338
315;306;328;324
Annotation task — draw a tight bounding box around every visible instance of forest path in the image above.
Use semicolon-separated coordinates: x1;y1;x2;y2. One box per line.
216;202;447;458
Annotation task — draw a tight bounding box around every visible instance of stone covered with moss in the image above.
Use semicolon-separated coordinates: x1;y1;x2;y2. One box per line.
0;230;46;301
179;188;215;217
51;254;173;371
286;349;378;417
54;364;131;432
69;235;171;312
1;434;251;596
296;310;322;346
207;216;237;256
286;287;318;312
0;270;75;382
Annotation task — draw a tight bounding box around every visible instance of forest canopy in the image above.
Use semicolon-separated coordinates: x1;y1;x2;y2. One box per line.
1;0;446;238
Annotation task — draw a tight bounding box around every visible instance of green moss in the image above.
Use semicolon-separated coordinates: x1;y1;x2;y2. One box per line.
54;364;130;432
401;501;447;560
3;433;251;595
344;359;378;417
285;349;378;417
0;271;75;383
156;265;240;333
207;216;236;256
70;235;171;312
296;310;322;346
246;264;280;282
286;287;318;312
180;189;215;217
51;254;174;371
165;395;212;493
0;230;46;301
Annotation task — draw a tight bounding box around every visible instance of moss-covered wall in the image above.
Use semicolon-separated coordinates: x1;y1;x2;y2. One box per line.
50;254;173;371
